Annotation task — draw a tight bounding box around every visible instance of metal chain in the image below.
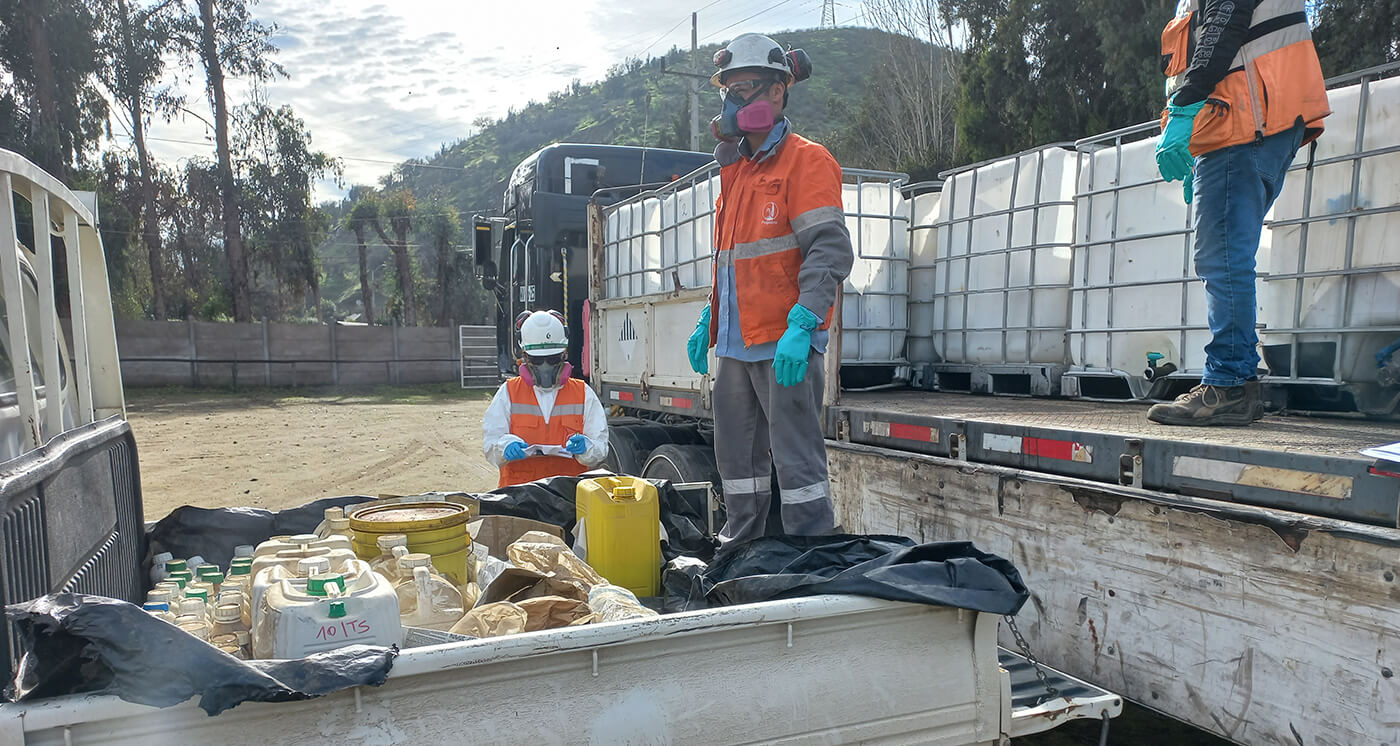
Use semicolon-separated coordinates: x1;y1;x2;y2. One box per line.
1004;614;1061;705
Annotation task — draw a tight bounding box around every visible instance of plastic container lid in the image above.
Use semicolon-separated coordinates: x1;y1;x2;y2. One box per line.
233;544;255;558
400;552;433;569
204;572;225;584
229;564;252;576
231;556;254;566
296;557;332;576
306;575;346;597
164;558;187;572
179;599;205;616
290;533;319;545
327;517;351;530
146;589;172;603
613;485;637;500
153;551;174;564
234;630;250;645
185;588;208;602
143;602;170;612
213;603;241;622
376;534;409;550
325;506;345;520
328;601;346;618
197;566;221;579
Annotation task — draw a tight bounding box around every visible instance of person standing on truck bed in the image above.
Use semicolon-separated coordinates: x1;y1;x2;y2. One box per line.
1149;0;1328;426
484;310;609;487
685;33;852;545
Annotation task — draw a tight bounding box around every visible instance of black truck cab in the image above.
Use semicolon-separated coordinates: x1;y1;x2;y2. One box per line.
474;143;714;378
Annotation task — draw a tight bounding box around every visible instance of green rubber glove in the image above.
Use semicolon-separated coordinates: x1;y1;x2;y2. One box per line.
773;304;821;387
687;304;711;375
1155;100;1204;204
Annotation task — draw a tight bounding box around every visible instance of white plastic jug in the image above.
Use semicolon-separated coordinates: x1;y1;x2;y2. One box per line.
252;556;333;630
249;545;356;603
255;569;401;659
394;555;465;631
253;533;352;558
312;506;346;538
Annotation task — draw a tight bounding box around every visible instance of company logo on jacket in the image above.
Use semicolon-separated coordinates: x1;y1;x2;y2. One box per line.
762;201;779;224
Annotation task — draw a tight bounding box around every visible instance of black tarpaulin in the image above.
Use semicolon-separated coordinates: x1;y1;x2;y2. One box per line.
664;535;1028;616
4;594;395;715
146;496;375;582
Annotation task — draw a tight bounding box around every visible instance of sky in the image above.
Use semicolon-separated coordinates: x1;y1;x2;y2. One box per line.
138;0;867;201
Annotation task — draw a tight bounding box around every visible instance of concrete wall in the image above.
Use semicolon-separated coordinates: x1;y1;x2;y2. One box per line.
116;320;498;388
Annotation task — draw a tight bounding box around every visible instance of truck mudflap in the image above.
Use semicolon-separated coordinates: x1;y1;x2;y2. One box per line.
1001;648;1123;739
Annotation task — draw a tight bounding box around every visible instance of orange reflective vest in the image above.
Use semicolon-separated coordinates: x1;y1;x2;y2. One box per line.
709;133;845;347
1161;0;1328;156
497;377;588;488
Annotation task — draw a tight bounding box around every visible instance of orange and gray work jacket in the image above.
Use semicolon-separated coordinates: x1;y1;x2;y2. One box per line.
496;377;589;488
707;127;853;348
1161;0;1329;157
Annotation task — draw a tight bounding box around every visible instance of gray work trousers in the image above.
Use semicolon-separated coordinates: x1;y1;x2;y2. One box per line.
712;352;836;546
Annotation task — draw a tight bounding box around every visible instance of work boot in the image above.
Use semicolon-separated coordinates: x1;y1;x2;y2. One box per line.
1147;380;1262;426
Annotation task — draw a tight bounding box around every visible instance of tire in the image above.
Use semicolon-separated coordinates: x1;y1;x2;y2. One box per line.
642;444;724;530
603;423;706;477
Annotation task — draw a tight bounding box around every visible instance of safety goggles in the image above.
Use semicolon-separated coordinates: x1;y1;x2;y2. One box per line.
721;79;773;97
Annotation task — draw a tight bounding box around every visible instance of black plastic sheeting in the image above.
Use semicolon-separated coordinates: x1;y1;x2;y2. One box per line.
662;535;1029;616
11;474;1024;717
5;594;394;715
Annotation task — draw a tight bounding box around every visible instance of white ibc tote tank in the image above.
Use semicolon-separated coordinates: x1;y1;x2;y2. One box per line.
1262;71;1400;393
931;145;1078;367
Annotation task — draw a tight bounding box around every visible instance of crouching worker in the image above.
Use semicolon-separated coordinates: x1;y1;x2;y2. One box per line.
484;310;609;487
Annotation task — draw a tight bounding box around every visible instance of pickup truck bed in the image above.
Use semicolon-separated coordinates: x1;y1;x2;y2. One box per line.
0;596;1119;745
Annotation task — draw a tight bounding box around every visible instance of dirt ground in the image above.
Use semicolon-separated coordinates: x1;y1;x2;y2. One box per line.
127;384;500;520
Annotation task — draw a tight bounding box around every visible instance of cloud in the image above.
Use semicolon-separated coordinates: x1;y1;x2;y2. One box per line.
142;0;823;200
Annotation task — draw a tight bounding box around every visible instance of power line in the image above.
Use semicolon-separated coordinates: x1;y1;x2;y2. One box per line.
701;0;803;42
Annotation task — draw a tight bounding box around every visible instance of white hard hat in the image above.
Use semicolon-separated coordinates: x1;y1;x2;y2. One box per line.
517;310;568;357
710;33;795;88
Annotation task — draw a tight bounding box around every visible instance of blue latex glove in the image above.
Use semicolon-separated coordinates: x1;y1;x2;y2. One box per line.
1155;100;1205;204
773;304;821;387
687;304;711;374
503;441;529;462
565;434;589;455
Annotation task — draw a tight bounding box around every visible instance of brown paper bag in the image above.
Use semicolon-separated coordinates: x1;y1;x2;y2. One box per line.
516;595;593;632
450;602;528;638
506;531;606;587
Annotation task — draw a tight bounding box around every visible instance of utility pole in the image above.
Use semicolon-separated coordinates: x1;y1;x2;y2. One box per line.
690;12;700;152
662;12;711;151
821;0;836;27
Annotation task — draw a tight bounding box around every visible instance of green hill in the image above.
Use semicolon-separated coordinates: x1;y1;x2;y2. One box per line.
316;26;907;322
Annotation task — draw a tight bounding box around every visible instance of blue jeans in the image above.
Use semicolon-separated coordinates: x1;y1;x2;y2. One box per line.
1191;123;1304;387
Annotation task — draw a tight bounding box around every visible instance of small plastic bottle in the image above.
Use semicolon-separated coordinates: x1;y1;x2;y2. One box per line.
181;591;208;621
209;602;247;639
200;570;225;596
175;614;209;640
150;552;175;587
314;506;347;538
233;544;255;560
143;601;176;623
155;580;184;601
369;534;409;574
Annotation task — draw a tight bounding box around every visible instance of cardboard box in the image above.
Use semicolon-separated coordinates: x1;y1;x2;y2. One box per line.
468;515;564;555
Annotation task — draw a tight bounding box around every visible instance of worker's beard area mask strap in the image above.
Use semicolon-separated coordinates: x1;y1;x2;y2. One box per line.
711;85;777;142
521;355;571;389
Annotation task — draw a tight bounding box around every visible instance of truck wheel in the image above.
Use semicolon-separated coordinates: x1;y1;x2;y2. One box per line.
604;423;706;477
642;444;724;527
